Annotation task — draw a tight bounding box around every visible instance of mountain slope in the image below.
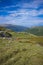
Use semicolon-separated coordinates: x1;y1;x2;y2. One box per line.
0;29;43;65
1;24;28;32
0;24;43;36
26;26;43;36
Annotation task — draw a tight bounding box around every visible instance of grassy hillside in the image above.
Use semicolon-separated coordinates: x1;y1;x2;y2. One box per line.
0;28;43;65
26;26;43;36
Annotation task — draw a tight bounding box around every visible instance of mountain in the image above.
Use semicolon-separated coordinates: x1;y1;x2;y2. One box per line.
0;24;43;36
0;24;28;32
26;26;43;36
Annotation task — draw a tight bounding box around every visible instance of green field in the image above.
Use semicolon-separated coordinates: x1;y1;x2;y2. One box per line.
0;32;43;65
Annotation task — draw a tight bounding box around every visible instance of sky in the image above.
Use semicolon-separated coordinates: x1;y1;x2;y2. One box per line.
0;0;43;27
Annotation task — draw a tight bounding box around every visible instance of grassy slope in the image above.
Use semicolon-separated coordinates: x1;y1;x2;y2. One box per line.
0;31;43;65
26;26;43;36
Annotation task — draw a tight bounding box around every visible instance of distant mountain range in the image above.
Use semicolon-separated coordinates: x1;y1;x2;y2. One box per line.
0;24;28;32
0;24;43;36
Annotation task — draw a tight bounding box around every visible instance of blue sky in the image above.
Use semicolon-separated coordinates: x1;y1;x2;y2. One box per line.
0;0;43;27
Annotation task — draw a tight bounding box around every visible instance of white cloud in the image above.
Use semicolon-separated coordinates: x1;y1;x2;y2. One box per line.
38;9;43;15
0;8;43;27
7;8;43;17
0;0;43;27
20;0;43;9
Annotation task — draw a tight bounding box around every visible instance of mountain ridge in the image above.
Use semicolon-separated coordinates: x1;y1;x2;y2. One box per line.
26;26;43;36
0;24;43;36
0;24;28;32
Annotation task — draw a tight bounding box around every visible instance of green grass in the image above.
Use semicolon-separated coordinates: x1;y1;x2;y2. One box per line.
0;32;43;65
26;26;43;36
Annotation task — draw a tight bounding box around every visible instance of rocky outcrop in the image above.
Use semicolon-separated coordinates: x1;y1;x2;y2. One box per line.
0;31;12;38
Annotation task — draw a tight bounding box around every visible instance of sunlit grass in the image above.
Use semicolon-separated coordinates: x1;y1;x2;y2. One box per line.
0;32;43;65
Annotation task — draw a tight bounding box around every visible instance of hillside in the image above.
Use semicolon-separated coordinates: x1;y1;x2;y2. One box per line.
26;26;43;36
0;27;43;65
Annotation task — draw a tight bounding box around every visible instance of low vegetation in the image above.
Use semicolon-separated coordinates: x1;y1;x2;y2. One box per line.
26;26;43;36
0;27;43;65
